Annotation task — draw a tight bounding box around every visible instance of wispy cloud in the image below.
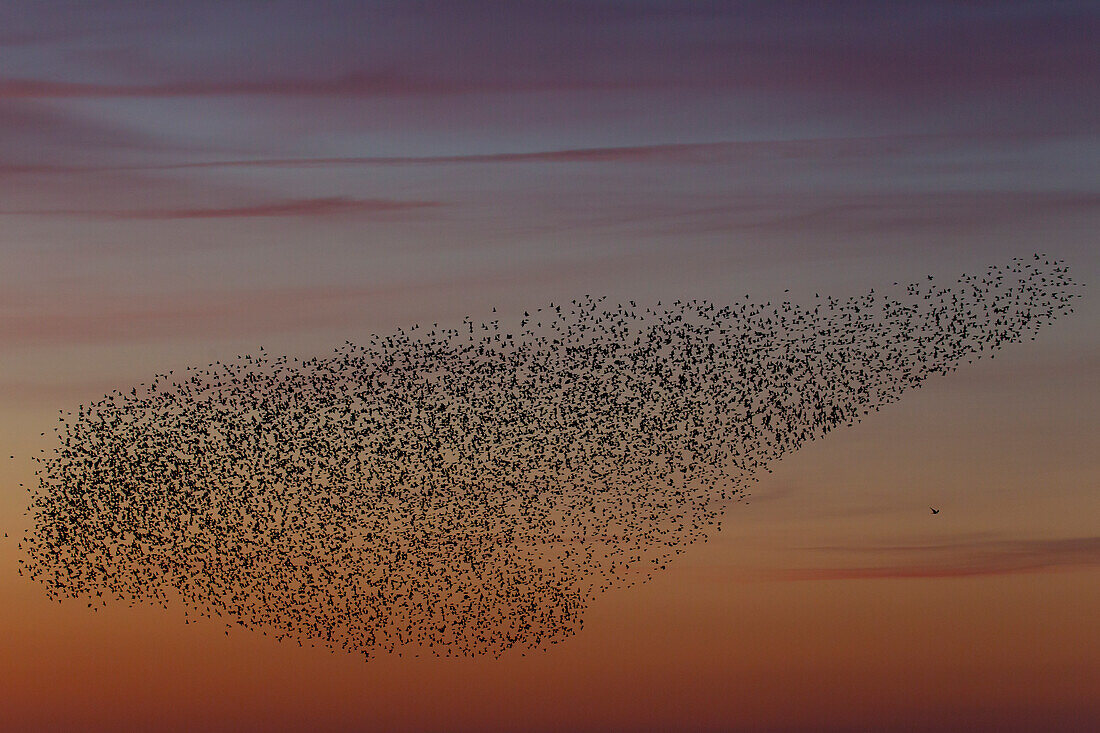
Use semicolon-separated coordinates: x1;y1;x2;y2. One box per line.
768;536;1100;581
0;196;439;220
0;135;961;175
0;74;630;100
551;190;1100;238
12;133;1033;171
2;3;1096;102
0;100;183;159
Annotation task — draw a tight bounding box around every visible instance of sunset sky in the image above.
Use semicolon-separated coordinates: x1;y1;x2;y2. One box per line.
1;2;1098;731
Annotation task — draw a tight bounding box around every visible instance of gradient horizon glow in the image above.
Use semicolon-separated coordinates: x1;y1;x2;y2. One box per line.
1;2;1098;731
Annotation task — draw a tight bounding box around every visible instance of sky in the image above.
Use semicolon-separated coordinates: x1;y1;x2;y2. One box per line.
1;1;1098;731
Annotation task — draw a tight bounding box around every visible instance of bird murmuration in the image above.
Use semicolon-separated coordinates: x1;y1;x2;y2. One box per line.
21;255;1080;658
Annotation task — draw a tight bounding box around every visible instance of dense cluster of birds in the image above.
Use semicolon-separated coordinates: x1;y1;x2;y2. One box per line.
20;255;1079;659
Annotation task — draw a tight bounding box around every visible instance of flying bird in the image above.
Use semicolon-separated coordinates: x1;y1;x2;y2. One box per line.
19;255;1079;659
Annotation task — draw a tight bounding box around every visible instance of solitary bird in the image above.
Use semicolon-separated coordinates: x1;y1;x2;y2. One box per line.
930;507;940;515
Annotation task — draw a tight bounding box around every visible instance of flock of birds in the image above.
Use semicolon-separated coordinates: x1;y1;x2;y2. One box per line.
20;255;1079;659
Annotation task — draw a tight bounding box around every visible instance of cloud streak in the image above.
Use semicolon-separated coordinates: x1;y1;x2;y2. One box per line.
0;74;632;100
15;133;1035;171
770;537;1100;581
2;4;1096;103
0;196;439;220
0;136;949;175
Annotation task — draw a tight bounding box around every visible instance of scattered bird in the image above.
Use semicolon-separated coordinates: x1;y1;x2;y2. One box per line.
19;255;1079;660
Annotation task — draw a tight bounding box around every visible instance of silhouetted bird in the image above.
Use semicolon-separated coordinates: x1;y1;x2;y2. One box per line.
19;254;1080;660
